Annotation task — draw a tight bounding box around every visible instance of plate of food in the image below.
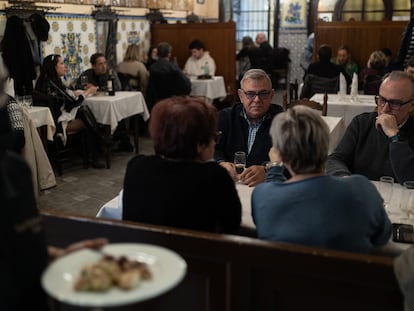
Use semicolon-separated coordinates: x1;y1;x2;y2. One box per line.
41;243;187;307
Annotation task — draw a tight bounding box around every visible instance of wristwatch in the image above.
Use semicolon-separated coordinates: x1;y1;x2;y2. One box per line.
389;133;400;143
265;161;283;170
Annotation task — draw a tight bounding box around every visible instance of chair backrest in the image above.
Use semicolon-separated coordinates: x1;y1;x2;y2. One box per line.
117;72;133;91
283;91;328;116
301;74;339;99
147;70;191;110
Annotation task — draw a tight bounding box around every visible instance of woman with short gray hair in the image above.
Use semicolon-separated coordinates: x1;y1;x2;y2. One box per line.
252;105;392;253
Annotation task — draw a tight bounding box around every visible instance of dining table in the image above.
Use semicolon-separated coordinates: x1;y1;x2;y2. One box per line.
322;115;346;153
311;93;377;127
27;106;56;141
83;91;150;167
83;91;150;134
97;180;412;253
190;76;227;102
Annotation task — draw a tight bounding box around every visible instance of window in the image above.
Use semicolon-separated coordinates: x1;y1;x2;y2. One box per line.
224;0;274;47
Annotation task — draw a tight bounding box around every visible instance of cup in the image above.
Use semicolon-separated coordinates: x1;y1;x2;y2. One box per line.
379;176;394;211
400;181;414;214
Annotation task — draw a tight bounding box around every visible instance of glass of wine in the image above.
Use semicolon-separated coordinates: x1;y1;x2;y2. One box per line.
234;151;246;183
80;76;88;90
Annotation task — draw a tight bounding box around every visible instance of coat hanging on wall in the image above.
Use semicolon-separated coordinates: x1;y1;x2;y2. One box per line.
1;15;36;96
1;9;50;96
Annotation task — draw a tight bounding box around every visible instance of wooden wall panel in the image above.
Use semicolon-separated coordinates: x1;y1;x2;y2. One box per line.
314;21;407;70
151;22;236;92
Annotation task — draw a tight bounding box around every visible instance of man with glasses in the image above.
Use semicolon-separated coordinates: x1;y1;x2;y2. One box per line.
215;69;283;187
327;70;414;183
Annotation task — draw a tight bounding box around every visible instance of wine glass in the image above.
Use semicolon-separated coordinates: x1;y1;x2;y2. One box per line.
400;181;414;214
234;151;246;182
80;76;88;90
379;176;394;212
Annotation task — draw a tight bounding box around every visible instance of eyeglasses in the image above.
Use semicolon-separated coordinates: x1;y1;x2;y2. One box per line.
214;131;222;144
375;95;414;111
240;90;272;100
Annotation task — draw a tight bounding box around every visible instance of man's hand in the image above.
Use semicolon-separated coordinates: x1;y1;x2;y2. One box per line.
239;165;266;187
375;114;399;137
48;238;109;260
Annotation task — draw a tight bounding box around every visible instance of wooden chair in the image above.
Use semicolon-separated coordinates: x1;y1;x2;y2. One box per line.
283;91;328;116
51;130;88;176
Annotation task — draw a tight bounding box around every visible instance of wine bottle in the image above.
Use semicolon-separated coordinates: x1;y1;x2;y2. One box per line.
107;69;115;96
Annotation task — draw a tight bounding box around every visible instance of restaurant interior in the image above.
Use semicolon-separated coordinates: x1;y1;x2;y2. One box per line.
2;0;414;310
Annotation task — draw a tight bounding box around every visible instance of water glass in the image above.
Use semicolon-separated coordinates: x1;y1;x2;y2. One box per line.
400;181;414;214
379;176;394;211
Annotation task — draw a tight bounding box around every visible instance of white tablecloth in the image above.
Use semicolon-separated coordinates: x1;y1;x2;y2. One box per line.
96;181;411;251
190;76;227;101
311;93;377;127
83;91;150;134
27;106;56;141
322;116;346;154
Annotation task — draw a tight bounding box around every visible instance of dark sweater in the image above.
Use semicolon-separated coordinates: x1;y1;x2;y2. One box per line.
123;155;241;234
214;103;283;167
327;112;414;184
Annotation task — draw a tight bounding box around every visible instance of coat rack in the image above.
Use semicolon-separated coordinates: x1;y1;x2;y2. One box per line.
3;1;58;18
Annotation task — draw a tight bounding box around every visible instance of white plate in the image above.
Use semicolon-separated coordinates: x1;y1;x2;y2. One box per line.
41;243;187;307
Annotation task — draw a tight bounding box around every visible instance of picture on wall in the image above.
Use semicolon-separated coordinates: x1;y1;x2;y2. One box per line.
280;0;307;29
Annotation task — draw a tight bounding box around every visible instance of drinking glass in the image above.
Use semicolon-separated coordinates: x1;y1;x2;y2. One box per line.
80;76;88;90
379;176;394;211
400;181;414;214
234;151;246;182
23;95;32;108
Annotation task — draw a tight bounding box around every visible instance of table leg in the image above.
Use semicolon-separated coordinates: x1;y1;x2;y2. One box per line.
103;125;111;169
132;115;139;154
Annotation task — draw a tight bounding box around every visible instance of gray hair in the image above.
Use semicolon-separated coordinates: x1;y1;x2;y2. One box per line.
240;69;272;89
270;106;329;174
383;70;414;97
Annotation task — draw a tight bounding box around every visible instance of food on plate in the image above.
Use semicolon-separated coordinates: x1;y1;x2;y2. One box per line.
74;254;152;292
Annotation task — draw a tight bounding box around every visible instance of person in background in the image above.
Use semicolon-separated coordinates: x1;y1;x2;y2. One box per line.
5;95;24;153
331;45;359;78
144;45;158;70
327;70;414;184
404;56;414;76
32;54;107;168
117;44;149;94
301;44;350;98
299;32;314;75
359;50;387;95
184;39;216;77
249;32;273;74
252;105;391;253
214;69;283;187
0;88;107;310
75;53;121;92
255;32;272;50
236;36;256;85
123;96;241;234
147;42;191;111
381;47;401;74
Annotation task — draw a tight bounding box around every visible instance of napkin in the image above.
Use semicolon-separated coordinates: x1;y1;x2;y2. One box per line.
350;73;358;97
338;73;347;95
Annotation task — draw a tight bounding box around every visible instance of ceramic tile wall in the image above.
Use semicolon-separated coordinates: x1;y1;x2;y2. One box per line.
41;14;150;84
279;30;308;85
